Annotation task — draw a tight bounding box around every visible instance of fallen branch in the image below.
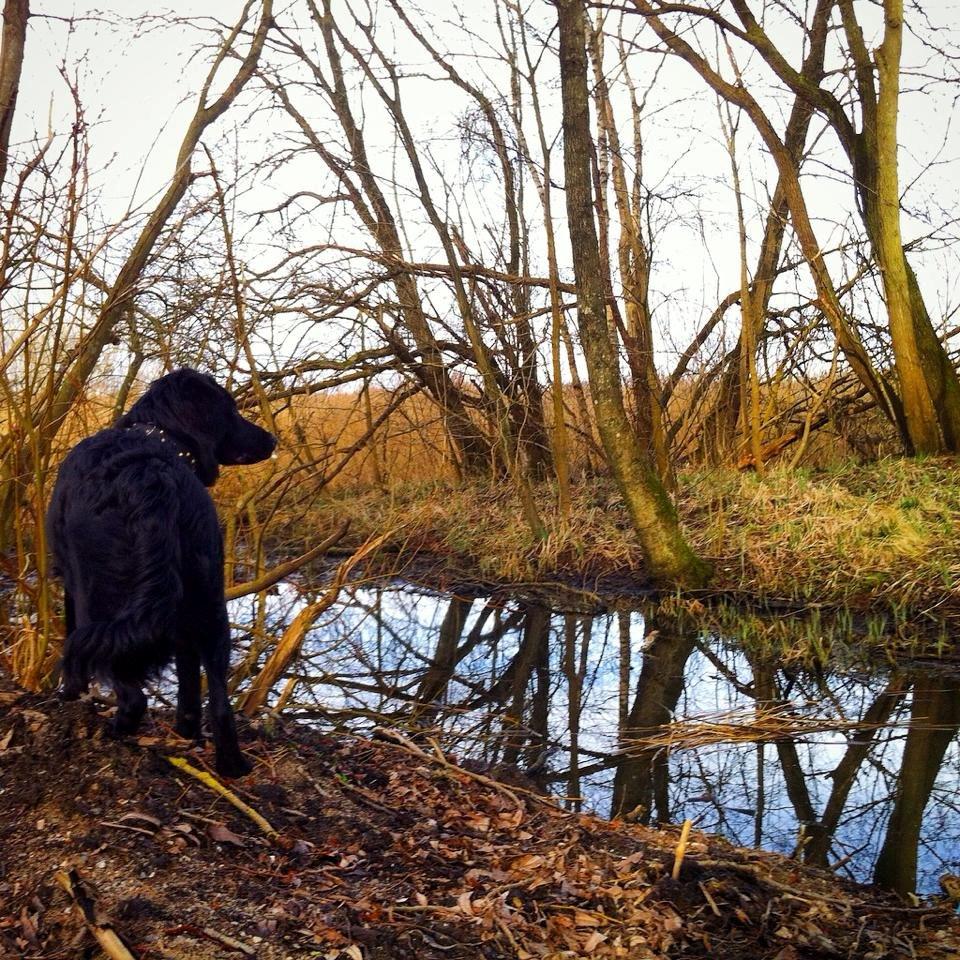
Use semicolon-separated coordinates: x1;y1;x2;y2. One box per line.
225;520;350;600
239;530;391;717
164;924;256;956
54;867;137;960
201;926;256;956
166;756;277;839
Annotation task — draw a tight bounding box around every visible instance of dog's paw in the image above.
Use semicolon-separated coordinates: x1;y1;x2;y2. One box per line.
107;719;134;739
215;752;253;778
174;717;202;741
59;681;87;702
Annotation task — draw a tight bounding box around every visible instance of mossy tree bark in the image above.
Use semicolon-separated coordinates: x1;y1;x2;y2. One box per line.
557;0;710;588
719;0;960;453
587;24;670;481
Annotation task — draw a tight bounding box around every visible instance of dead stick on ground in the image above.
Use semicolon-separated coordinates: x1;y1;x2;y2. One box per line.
200;926;256;956
166;756;277;839
371;726;538;816
55;868;137;960
672;819;693;880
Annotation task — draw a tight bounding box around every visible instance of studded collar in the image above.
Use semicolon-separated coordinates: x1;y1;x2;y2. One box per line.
123;422;198;472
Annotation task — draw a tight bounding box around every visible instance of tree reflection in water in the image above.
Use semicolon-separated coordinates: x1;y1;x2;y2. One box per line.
229;582;960;894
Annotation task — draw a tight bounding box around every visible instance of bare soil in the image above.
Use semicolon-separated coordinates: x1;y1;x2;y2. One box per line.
1;677;958;959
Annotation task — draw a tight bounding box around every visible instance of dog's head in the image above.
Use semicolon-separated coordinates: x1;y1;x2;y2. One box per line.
117;368;277;485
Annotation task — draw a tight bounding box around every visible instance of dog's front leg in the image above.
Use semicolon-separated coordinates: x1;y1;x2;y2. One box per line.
199;609;251;778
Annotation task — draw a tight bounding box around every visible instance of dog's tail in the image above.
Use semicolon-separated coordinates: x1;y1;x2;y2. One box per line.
61;467;184;686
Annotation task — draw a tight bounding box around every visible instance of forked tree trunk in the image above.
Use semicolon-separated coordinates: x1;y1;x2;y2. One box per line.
558;0;709;588
861;0;960;452
724;0;960;453
631;0;908;447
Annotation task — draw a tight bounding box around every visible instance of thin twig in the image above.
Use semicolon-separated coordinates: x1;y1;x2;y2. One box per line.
672;819;693;880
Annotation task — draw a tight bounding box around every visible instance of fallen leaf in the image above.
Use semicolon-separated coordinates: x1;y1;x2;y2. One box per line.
208;822;246;847
18;907;38;945
573;910;601;927
583;930;605;952
118;811;162;830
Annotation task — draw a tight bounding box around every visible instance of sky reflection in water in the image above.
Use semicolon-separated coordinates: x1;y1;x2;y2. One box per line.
230;581;960;894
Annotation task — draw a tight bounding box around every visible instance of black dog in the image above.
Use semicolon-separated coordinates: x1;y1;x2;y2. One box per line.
46;368;276;776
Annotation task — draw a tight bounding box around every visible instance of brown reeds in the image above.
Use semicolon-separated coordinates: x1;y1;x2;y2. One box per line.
617;703;900;755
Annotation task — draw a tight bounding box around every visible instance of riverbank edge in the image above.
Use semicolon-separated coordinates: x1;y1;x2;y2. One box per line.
283;459;960;645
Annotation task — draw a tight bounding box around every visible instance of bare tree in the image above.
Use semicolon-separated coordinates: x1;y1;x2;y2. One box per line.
558;0;709;586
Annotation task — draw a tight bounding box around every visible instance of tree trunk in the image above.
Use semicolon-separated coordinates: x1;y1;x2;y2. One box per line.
631;0;908;446
411;596;474;723
611;620;697;820
0;0;28;191
725;0;960;454
870;0;943;453
558;0;709;588
588;23;669;480
271;10;492;475
707;0;830;462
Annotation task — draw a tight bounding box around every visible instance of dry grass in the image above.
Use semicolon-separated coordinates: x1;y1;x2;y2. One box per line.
619;703;897;752
680;458;960;609
297;459;960;621
27;382;960;617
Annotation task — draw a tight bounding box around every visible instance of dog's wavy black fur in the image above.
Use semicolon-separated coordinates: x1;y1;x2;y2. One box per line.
46;368;276;776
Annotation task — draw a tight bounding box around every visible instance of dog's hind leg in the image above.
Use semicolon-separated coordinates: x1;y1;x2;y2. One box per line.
112;681;147;736
59;592;90;700
175;648;202;741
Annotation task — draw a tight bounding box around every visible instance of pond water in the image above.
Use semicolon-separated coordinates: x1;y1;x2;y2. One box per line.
230;580;960;895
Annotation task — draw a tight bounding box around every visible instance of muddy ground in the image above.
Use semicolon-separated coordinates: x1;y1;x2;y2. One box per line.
1;678;958;959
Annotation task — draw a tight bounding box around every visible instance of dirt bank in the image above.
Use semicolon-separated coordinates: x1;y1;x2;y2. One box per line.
1;679;958;959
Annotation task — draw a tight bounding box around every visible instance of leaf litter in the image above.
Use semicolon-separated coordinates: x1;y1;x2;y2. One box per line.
0;680;957;959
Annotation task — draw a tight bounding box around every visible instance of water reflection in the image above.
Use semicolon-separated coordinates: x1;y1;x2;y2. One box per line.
230;582;960;895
